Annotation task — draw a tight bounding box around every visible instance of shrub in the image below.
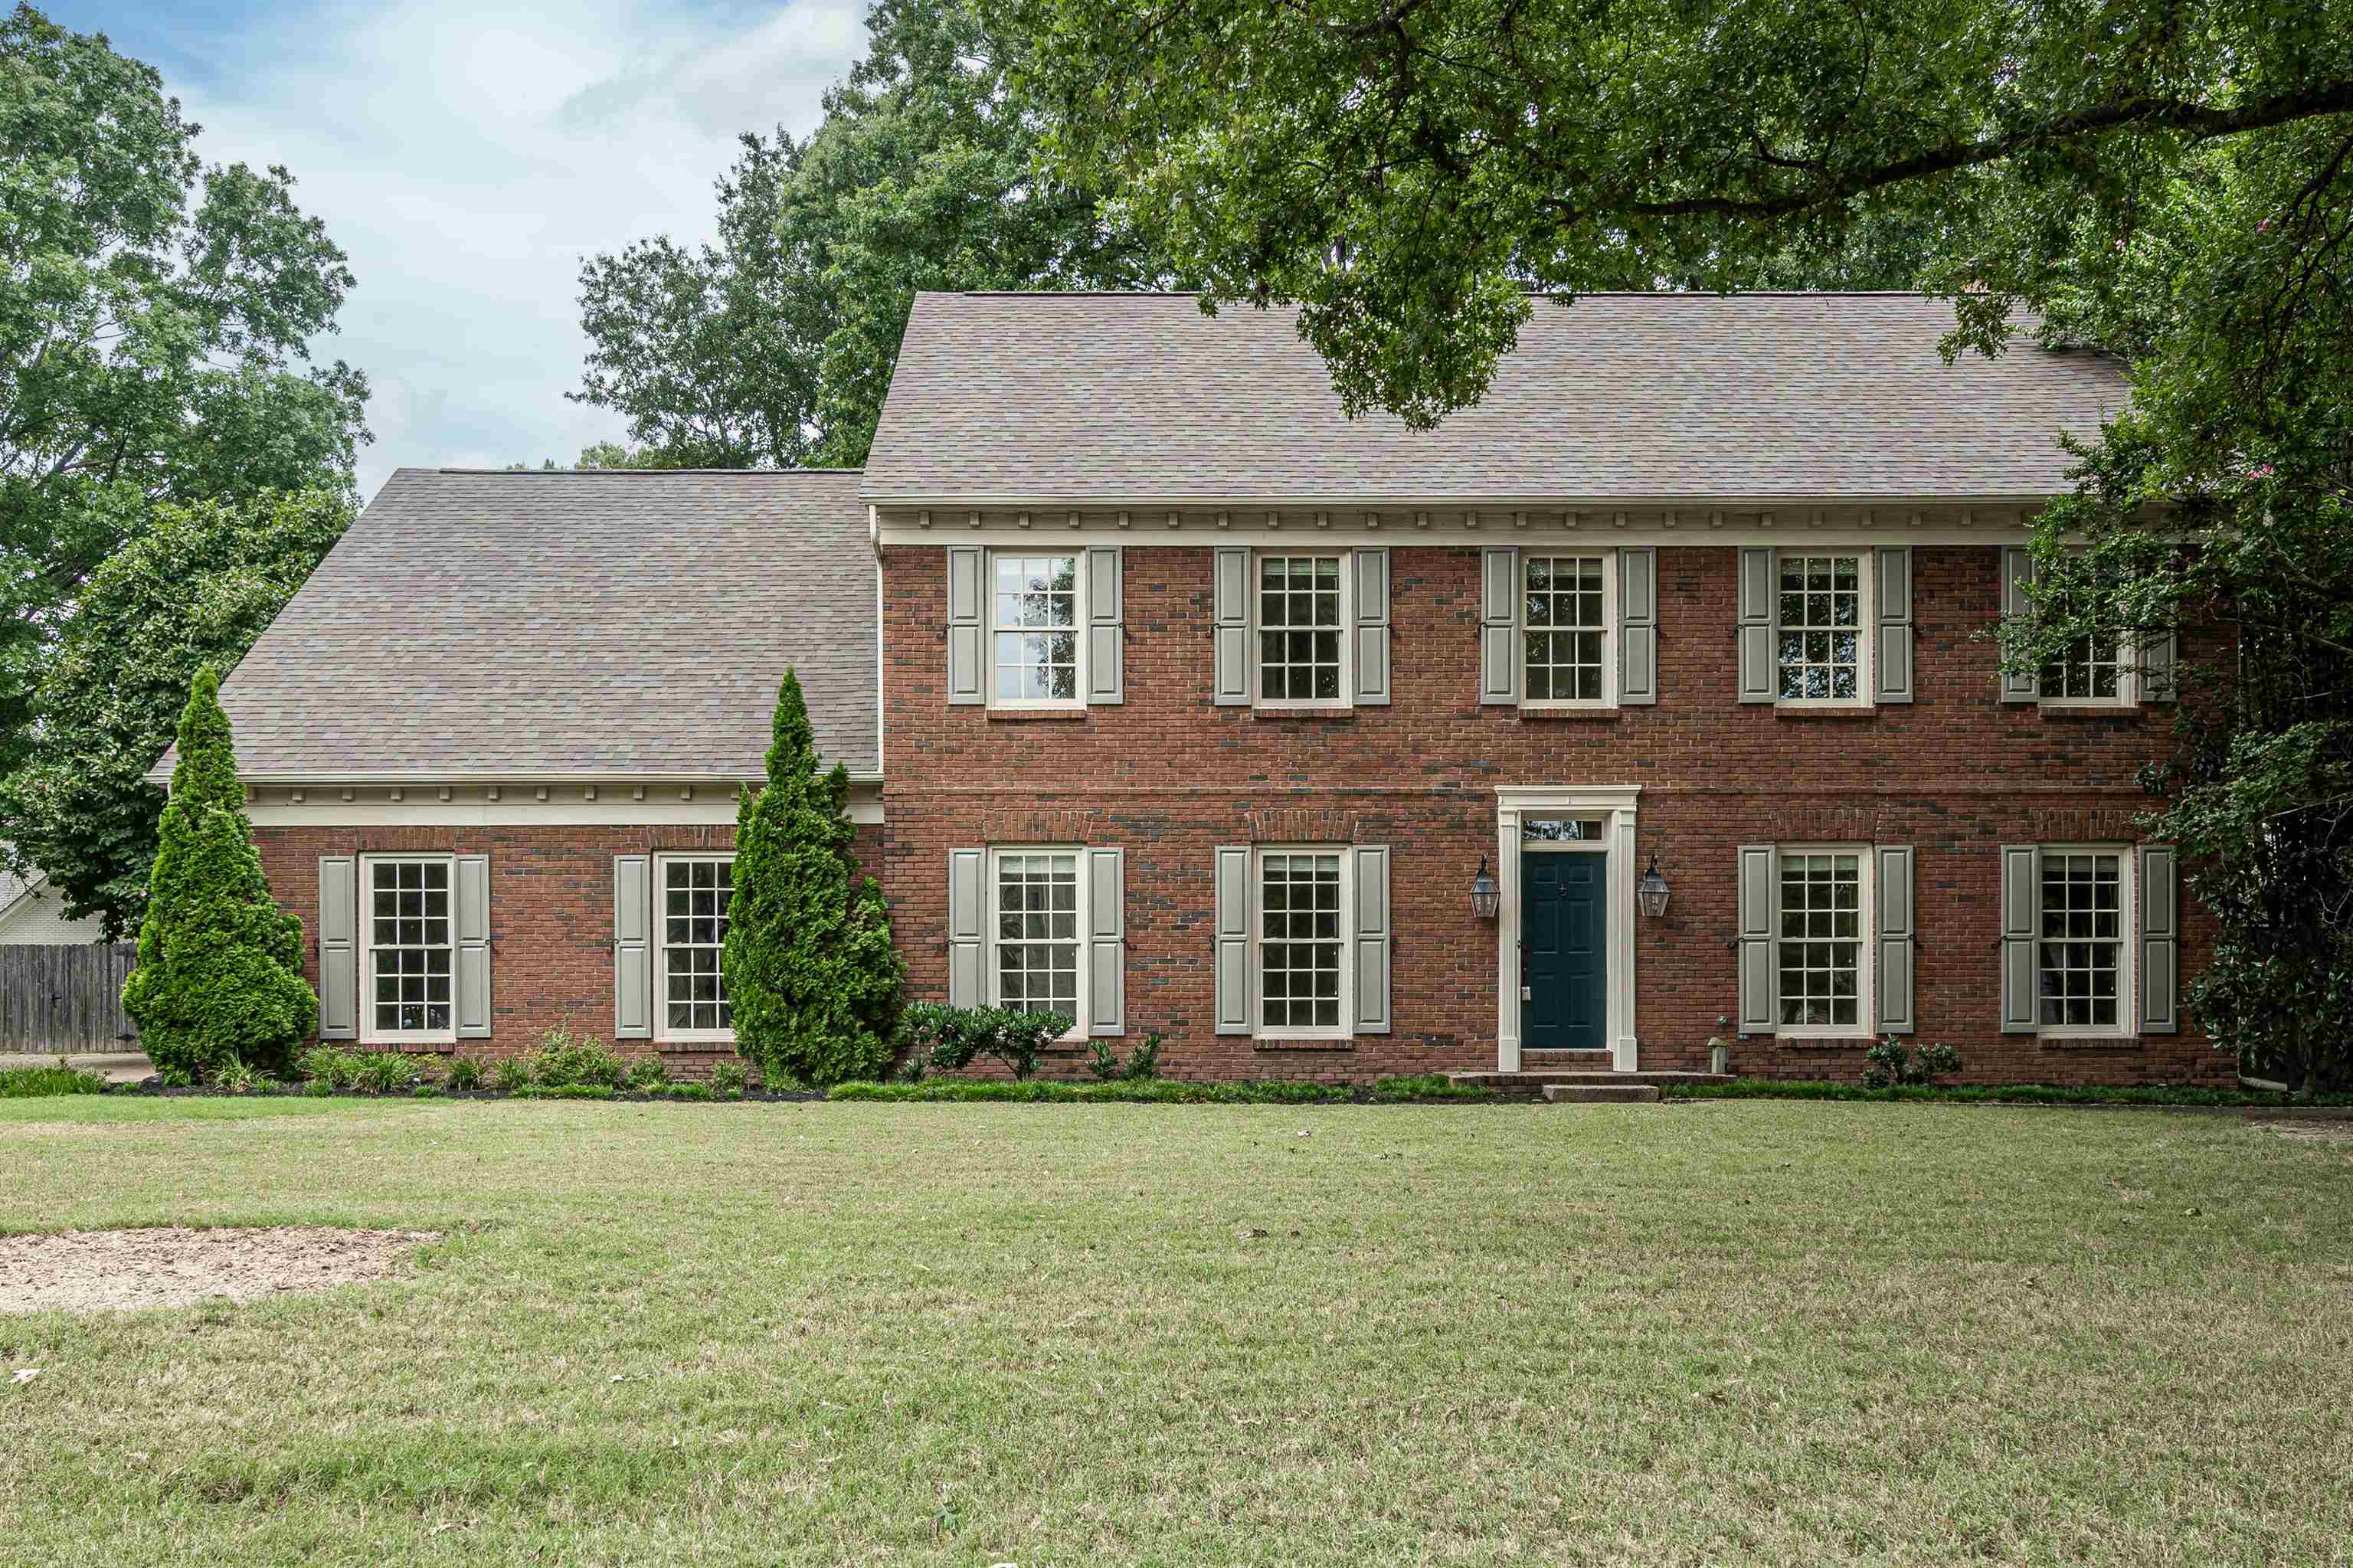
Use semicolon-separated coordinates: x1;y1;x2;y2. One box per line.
1086;1038;1122;1081
352;1052;416;1093
1862;1037;1965;1089
296;1046;360;1089
1123;1030;1163;1081
0;1062;110;1098
443;1055;486;1092
665;1080;715;1101
489;1056;532;1093
625;1055;669;1094
722;669;904;1088
709;1059;748;1098
119;668;316;1081
529;1029;627;1089
211;1058;272;1095
826;1075;1500;1105
905;1002;1071;1082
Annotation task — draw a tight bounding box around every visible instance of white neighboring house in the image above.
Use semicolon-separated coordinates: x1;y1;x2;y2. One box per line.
0;861;108;944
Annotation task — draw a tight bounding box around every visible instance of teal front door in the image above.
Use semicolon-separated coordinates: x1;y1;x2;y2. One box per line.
1524;853;1607;1049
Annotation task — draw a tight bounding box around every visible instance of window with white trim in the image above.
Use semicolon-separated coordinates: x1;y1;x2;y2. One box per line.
991;849;1085;1032
1256;554;1347;705
1523;553;1611;705
2038;849;2130;1031
2042;637;2133;704
1776;848;1869;1032
658;854;734;1039
1775;552;1869;702
990;552;1082;706
1258;848;1349;1034
363;855;453;1043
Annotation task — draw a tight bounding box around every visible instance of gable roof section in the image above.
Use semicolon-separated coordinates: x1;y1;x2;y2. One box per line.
862;291;2129;505
210;468;877;781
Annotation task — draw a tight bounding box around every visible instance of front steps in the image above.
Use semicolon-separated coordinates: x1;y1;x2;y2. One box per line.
1541;1083;1661;1104
1448;1070;1733;1103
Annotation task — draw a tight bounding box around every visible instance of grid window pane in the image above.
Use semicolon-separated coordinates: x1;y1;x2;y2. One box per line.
1777;853;1861;1028
2044;636;2124;700
368;859;452;1034
1524;555;1605;702
994;853;1078;1021
662;858;734;1033
1258;555;1343;702
1776;555;1862;700
2038;852;2122;1029
1259;852;1343;1031
991;555;1078;701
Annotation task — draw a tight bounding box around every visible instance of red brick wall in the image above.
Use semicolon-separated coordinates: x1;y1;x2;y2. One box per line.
879;542;2226;1085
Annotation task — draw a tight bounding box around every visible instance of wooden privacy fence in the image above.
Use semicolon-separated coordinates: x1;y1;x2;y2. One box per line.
0;944;139;1052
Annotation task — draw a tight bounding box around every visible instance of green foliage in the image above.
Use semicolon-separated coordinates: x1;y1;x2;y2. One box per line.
709;1059;748;1098
1861;1039;1963;1090
1664;1079;2350;1108
0;1062;109;1097
904;1001;1070;1082
489;1056;532;1094
572;0;1180;470
722;670;903;1088
119;669;315;1081
664;1080;715;1102
829;1073;1494;1104
352;1052;415;1094
1085;1038;1121;1081
0;7;367;773
443;1056;486;1092
625;1055;670;1094
529;1030;628;1090
1123;1030;1162;1081
2;490;351;935
514;1083;619;1102
210;1058;273;1095
293;1046;414;1092
1085;1029;1166;1081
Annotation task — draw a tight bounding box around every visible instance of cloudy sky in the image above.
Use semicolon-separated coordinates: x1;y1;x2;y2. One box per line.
57;2;869;502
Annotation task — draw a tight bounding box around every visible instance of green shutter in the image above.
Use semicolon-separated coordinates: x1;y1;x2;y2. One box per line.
1086;546;1123;704
1212;548;1249;705
947;545;984;705
1736;548;1775;702
1999;844;2040;1032
1874;546;1913;704
1352;844;1391;1034
1087;846;1125;1036
2139;845;2178;1034
1480;546;1519;704
614;854;651;1040
1737;843;1776;1031
454;853;492;1039
1353;548;1391;705
1214;845;1252;1033
947;848;986;1007
2000;547;2040;702
1619;546;1658;705
317;856;356;1040
1874;845;1914;1034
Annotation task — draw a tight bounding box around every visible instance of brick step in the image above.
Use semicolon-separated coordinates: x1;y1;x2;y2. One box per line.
1448;1070;1733;1089
1542;1084;1663;1105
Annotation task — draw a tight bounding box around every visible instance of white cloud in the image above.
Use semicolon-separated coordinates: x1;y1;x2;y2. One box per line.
101;1;867;499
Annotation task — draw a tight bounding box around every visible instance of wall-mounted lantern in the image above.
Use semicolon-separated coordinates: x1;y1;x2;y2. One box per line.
1470;856;1500;920
1636;854;1671;918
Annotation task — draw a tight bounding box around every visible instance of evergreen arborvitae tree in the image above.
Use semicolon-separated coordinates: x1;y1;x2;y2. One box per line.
119;668;316;1080
722;669;903;1085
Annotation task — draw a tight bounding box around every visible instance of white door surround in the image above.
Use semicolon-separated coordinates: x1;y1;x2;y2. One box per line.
1494;785;1641;1072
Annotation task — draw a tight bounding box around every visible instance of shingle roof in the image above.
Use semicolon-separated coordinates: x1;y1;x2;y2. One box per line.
210;468;877;780
861;291;2130;504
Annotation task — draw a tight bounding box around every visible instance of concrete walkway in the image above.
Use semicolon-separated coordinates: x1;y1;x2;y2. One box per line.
0;1051;152;1084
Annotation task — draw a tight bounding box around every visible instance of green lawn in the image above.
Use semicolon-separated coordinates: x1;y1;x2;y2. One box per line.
2;1098;2348;1566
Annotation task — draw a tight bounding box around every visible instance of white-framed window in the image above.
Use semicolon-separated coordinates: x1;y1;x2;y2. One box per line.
657;853;735;1041
2038;847;2132;1033
1255;553;1350;707
1775;552;1870;704
362;853;455;1044
990;848;1086;1036
990;552;1084;708
1256;846;1350;1036
1523;552;1615;706
1775;846;1870;1034
2042;636;2135;705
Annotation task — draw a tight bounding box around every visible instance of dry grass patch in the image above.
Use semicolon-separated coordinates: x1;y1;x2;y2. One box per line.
0;1226;439;1314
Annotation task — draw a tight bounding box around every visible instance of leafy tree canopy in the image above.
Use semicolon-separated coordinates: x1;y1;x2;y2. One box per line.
0;5;368;771
572;0;1182;470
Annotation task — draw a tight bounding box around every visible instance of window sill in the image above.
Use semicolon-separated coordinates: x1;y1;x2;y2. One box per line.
1252;1037;1356;1052
986;706;1089;722
1774;705;1877;719
1518;705;1622;722
1775;1036;1874;1051
1251;706;1356;721
2038;1036;2145;1051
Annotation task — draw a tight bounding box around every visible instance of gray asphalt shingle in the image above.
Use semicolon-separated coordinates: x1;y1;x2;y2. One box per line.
861;291;2131;502
213;467;877;780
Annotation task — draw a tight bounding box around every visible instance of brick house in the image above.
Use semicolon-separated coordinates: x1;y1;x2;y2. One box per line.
199;291;2211;1085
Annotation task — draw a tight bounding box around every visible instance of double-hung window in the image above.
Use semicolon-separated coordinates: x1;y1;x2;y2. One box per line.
1256;554;1348;707
2037;849;2129;1032
1257;847;1349;1035
1523;553;1612;705
658;853;734;1040
1775;847;1870;1033
2042;637;2134;705
1775;552;1870;703
991;553;1083;707
991;849;1085;1034
362;854;455;1044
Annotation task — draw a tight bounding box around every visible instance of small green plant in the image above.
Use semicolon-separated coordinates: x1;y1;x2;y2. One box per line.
666;1080;715;1101
1086;1038;1122;1081
529;1028;627;1089
296;1046;360;1089
1862;1037;1965;1088
1123;1030;1163;1081
1082;1029;1165;1081
894;1053;928;1085
625;1055;669;1094
905;1002;1071;1082
411;1083;445;1098
0;1062;110;1098
489;1056;532;1093
211;1058;273;1095
352;1051;415;1093
303;1075;335;1097
443;1055;486;1092
709;1059;748;1098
